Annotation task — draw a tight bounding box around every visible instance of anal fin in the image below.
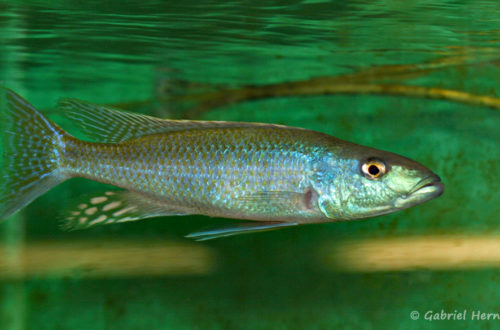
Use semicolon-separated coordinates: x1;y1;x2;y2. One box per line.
185;221;298;241
61;190;188;230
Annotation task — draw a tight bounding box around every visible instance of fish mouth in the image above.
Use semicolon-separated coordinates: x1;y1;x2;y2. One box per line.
409;175;444;196
394;175;444;208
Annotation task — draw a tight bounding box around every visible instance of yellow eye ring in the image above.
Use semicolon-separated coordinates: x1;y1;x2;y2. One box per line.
361;159;386;179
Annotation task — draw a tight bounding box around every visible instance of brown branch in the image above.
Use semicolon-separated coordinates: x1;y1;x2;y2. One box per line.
184;83;500;118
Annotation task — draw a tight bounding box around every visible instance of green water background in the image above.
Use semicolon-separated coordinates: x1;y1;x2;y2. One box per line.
1;1;500;329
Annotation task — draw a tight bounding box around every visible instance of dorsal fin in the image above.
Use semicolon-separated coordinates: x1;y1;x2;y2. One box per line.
58;99;289;143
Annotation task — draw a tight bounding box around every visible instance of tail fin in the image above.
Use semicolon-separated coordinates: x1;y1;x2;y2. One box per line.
0;87;68;219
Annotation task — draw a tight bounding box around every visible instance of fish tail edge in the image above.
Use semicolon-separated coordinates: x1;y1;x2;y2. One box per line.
0;87;70;219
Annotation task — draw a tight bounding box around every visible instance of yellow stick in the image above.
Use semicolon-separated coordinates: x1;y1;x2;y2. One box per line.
320;234;500;272
0;240;216;278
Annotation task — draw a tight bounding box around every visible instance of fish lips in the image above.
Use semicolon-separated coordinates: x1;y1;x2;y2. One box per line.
394;175;444;209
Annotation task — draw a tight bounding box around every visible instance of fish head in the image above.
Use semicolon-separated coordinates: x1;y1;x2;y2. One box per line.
315;145;444;220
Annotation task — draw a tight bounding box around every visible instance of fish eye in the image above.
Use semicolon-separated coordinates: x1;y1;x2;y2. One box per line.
361;159;386;180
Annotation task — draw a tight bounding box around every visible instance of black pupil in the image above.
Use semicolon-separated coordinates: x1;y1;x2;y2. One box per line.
368;164;380;176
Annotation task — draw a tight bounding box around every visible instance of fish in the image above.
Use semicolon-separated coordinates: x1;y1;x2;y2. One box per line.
0;87;444;240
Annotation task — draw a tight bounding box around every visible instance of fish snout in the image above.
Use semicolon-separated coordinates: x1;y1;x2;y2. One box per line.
394;173;444;209
410;174;444;197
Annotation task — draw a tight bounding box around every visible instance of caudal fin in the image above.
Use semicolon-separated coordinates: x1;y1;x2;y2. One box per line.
0;87;68;219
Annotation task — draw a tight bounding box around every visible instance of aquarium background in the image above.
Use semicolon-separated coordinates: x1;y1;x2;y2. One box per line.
1;1;500;329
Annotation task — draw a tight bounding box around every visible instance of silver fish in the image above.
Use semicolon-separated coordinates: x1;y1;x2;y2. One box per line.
0;87;443;240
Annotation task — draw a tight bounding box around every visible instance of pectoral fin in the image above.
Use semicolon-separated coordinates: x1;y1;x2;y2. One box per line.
61;190;188;230
185;221;298;241
233;190;316;214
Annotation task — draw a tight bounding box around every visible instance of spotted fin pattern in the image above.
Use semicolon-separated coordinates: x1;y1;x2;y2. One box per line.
61;190;188;230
